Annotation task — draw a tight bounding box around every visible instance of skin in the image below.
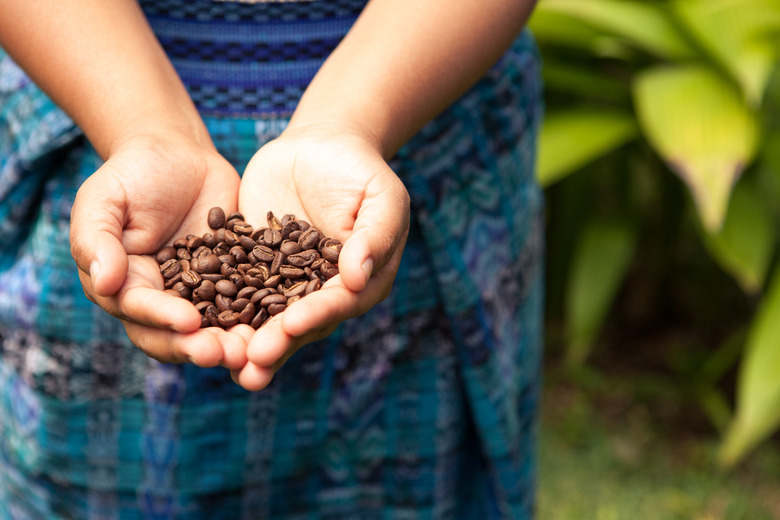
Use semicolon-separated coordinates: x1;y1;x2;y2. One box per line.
0;0;536;390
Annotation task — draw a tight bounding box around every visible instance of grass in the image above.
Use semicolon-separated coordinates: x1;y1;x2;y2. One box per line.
537;372;780;520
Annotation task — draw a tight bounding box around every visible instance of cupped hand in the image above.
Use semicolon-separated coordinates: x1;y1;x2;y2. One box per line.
70;134;251;370
233;124;410;390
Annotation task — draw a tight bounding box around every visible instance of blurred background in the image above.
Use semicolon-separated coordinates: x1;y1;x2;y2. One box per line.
528;1;780;518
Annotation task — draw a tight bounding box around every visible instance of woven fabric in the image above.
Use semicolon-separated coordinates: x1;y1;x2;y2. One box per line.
0;2;544;518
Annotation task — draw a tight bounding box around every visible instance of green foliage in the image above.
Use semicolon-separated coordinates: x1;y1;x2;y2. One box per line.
530;0;780;467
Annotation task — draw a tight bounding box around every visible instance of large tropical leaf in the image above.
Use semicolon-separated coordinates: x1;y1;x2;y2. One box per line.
702;177;775;294
720;265;780;467
633;64;760;232
536;0;696;59
528;8;631;59
537;109;638;187
565;218;637;367
674;0;780;104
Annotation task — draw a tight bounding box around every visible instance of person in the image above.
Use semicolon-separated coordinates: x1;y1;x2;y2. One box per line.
0;0;544;517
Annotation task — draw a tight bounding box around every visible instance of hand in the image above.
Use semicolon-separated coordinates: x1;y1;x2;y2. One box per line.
70;134;251;370
233;124;410;390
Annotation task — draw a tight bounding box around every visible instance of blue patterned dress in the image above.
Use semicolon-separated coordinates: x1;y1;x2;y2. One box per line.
0;1;545;518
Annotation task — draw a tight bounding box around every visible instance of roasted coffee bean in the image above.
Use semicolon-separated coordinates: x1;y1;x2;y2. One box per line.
208;207;226;229
263;274;282;288
250;288;273;305
204;305;220;327
215;294;233;312
287;250;318;267
156;246;177;264
230;246;248;264
172;281;191;300
238;235;257;251
260;293;287;307
237;286;258;300
263;228;282;248
252;245;275;263
321;240;342;264
267;211;282;230
233;222;253;236
160;259;181;279
195;280;217;301
231;298;250;312
218;310;240;328
215;279;238;298
239;303;256;324
195;301;213;313
187;236;204;250
298;228;321;250
320;261;339;280
267;303;286;316
181;270;202;288
280;240;302;256
164;288;182;298
250;307;268;329
305;278;322;295
283;280;307;298
279;265;305;279
270;251;285;275
153;207;339;330
193;253;221;274
176;248;192;261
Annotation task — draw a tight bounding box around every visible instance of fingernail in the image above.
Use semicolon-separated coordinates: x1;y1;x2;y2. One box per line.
89;260;101;282
361;258;373;283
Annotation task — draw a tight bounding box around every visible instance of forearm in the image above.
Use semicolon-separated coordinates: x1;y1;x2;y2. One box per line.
0;0;208;158
288;0;537;158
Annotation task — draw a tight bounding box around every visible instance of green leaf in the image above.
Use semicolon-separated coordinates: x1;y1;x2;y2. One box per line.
674;0;780;104
537;109;638;187
720;265;780;467
633;64;760;232
536;0;696;59
528;8;635;60
702;177;775;293
565;218;637;367
540;62;631;102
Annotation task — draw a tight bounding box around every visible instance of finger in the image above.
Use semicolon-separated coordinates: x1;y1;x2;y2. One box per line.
123;321;224;366
232;361;276;392
70;174;129;297
338;177;409;293
220;324;253;370
244;315;292;367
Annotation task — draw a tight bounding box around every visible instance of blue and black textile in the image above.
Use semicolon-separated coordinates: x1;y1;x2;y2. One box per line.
0;1;545;518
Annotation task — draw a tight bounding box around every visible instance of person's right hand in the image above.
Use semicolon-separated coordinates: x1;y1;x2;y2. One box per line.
69;133;252;370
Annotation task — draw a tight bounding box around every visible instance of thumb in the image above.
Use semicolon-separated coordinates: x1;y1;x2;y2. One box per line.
70;174;129;297
339;177;410;293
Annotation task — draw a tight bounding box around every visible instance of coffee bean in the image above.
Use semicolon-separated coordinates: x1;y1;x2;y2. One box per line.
267;211;282;231
153;208;339;330
267;303;286;316
181;270;202;288
250;307;268;329
193;253;221;274
218;310;239;328
160;259;181;279
239;302;256;324
298;228;321;250
208;207;226;229
156;246;177;264
215;294;233;312
164;288;181;298
215;279;238;298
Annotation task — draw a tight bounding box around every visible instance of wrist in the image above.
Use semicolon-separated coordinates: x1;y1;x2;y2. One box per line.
283;117;389;160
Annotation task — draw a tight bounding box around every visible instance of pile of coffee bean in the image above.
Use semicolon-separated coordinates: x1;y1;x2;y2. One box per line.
155;207;341;330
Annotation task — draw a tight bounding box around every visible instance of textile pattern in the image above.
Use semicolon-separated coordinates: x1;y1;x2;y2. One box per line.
0;1;544;518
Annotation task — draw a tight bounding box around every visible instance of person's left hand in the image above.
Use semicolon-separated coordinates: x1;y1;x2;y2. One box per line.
232;124;410;390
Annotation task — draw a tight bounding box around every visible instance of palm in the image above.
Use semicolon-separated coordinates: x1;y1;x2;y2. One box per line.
234;129;410;390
